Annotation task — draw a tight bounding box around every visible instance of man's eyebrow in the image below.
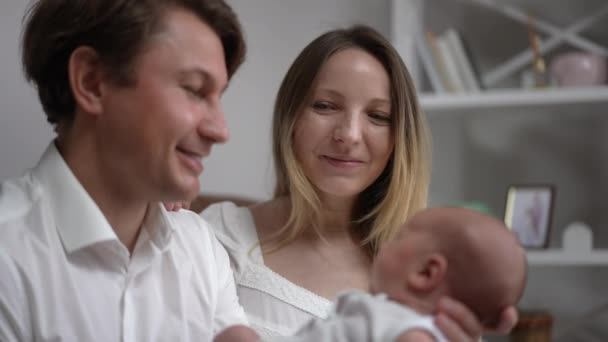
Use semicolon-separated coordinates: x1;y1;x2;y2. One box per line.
179;68;209;82
179;67;228;93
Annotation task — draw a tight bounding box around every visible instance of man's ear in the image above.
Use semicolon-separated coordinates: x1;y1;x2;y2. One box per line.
68;46;105;116
407;253;447;292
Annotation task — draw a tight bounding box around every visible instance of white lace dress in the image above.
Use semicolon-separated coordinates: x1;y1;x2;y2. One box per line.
201;202;333;339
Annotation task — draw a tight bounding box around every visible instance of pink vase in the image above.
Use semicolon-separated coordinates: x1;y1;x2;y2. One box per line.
549;52;607;87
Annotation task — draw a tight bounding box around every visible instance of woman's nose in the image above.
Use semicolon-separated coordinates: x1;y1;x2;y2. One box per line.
332;112;362;144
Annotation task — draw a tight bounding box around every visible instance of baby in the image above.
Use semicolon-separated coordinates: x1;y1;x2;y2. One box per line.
214;207;527;342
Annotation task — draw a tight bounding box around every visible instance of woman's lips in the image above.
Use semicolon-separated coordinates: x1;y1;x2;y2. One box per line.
321;155;363;168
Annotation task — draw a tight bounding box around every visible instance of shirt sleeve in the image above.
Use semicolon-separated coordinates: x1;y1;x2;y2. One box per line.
201;202;259;278
210;229;248;332
0;252;28;342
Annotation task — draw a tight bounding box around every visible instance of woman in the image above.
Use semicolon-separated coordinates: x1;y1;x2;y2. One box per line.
199;25;516;339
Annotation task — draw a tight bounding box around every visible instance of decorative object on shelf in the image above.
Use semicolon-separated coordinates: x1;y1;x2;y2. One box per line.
520;69;539;89
562;221;593;252
549;52;607;87
526;222;605;266
520;68;558;89
466;0;608;88
526;14;550;88
509;310;553;342
504;184;555;248
457;201;492;215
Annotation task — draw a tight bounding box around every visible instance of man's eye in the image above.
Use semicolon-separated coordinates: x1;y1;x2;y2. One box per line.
183;86;203;99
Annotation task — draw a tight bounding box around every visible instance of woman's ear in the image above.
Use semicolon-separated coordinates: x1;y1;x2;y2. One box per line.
407;253;447;292
68;46;105;116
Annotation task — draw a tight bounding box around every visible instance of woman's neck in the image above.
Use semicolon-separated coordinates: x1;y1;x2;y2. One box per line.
254;195;357;243
315;192;357;234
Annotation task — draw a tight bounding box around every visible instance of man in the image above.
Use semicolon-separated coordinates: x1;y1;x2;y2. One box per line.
0;0;247;340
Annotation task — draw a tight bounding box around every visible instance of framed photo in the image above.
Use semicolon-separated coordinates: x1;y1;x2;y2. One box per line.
504;185;555;248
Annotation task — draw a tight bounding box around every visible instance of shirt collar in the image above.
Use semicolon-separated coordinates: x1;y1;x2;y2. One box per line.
142;203;176;251
32;143;118;253
32;143;176;254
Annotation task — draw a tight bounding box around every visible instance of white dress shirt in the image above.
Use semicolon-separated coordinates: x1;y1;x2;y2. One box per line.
0;143;246;342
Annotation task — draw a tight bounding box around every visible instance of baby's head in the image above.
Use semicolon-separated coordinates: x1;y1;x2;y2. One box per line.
371;207;527;328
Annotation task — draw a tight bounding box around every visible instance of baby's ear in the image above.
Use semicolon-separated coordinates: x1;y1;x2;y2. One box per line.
407;253;447;291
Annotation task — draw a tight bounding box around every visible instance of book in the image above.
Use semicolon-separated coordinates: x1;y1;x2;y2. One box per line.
442;28;482;93
436;32;467;93
425;31;457;93
415;30;446;93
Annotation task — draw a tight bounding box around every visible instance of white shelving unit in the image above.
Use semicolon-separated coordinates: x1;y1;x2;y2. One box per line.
526;223;608;266
391;1;608;340
392;0;608;93
528;249;608;266
420;86;608;112
526;224;608;339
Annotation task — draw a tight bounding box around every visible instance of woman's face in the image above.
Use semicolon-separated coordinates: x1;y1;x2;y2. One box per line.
293;48;394;201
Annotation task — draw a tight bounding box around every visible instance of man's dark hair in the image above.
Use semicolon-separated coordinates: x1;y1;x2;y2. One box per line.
21;0;246;126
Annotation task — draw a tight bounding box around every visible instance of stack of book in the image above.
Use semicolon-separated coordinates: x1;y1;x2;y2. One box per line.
416;28;482;94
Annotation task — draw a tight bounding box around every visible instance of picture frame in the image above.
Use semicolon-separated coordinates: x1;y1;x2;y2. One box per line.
504;184;555;248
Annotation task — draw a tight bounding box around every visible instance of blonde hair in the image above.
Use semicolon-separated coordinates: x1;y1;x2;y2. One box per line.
269;25;430;254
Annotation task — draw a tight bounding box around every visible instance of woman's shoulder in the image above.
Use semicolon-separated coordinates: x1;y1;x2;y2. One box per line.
200;201;260;259
200;201;244;224
247;197;290;241
201;200;254;232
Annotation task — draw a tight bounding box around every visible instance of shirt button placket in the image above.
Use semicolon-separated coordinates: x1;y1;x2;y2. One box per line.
119;245;134;342
122;270;135;341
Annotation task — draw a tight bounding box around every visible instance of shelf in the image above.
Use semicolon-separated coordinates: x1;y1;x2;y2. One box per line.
466;0;608;87
527;250;608;266
419;86;608;112
395;0;608;96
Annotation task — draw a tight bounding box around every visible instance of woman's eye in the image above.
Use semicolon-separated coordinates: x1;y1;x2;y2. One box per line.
311;101;335;112
369;112;392;125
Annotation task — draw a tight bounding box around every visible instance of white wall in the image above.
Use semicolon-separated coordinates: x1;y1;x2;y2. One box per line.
0;0;54;182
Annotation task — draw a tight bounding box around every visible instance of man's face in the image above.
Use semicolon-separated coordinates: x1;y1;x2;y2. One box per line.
97;7;229;202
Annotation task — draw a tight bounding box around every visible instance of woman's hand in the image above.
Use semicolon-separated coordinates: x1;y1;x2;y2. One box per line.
434;297;518;341
163;201;191;212
485;305;518;335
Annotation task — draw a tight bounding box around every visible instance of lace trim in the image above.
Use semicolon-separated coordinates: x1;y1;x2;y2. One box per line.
239;262;333;319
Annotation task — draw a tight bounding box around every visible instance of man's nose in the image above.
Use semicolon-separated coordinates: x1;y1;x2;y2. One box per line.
199;102;229;144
